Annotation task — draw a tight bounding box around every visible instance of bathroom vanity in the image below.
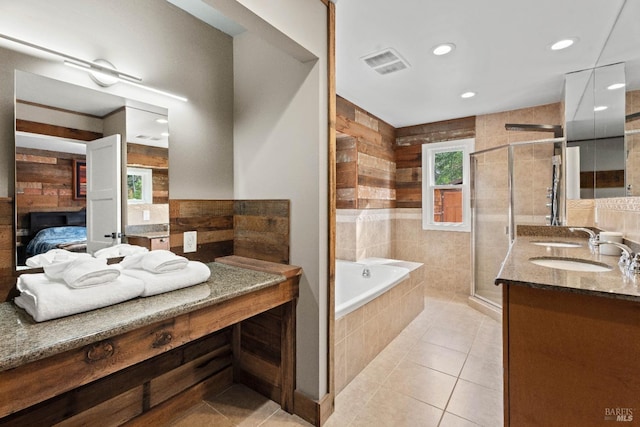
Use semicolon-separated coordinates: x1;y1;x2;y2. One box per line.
497;232;640;426
126;232;171;251
0;257;301;426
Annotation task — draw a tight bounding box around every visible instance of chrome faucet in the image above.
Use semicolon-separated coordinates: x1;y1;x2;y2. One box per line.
569;227;598;249
362;267;371;278
593;240;640;277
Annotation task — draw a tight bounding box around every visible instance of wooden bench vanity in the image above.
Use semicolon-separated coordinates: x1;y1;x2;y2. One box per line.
0;256;301;426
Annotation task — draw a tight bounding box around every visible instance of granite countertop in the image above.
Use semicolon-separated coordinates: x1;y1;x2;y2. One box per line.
0;262;284;372
496;234;640;301
127;231;170;239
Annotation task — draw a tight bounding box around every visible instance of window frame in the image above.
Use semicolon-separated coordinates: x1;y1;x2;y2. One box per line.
421;138;474;232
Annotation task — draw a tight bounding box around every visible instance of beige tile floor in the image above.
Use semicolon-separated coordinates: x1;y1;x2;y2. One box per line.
167;290;503;427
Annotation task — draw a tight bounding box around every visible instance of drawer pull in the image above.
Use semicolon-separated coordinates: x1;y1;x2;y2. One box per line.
85;341;115;362
153;332;173;348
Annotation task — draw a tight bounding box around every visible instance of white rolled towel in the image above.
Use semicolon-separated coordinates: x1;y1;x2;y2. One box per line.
120;250;188;273
15;273;144;322
61;258;121;288
43;254;105;280
26;249;92;268
141;250;189;273
119;253;146;270
94;244;149;259
120;261;211;297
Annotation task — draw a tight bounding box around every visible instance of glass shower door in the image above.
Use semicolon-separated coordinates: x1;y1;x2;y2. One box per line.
471;147;510;307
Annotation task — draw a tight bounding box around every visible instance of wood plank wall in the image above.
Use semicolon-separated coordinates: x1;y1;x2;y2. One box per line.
15;147;87;244
234;200;290;264
168;200;290;265
395;117;476;208
169;200;235;261
336;96;396;209
0;199;14;302
127;143;169;204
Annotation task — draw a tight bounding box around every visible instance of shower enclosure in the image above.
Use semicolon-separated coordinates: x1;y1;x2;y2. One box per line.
470;138;564;308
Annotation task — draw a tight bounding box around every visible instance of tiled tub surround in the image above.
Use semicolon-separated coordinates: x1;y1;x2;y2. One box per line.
336;209;394;261
336;209;471;295
334;260;425;394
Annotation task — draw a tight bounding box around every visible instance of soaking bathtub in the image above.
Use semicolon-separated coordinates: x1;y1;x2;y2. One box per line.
334;257;424;393
335;258;413;318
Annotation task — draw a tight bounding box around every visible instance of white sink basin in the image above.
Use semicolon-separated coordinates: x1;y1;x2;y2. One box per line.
530;241;581;248
529;257;611;272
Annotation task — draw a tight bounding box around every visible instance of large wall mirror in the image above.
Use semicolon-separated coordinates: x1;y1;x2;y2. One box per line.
565;0;640;199
565;63;626;199
15;71;169;269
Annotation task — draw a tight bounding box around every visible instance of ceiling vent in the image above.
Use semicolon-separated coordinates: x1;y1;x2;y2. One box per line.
362;48;410;75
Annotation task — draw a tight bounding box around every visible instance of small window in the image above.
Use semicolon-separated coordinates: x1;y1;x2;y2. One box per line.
127;167;152;204
422;138;474;231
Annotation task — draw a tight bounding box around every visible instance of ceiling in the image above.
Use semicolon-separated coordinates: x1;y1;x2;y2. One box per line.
169;0;640;129
335;0;640;128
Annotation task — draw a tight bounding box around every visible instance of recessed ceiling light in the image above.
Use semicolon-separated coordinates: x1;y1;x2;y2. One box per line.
155;118;169;124
550;38;576;51
594;105;608;112
607;83;625;90
461;91;476;99
433;43;455;56
161;132;170;137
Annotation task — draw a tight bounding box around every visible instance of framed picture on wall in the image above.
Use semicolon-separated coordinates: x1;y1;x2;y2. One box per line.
73;160;87;199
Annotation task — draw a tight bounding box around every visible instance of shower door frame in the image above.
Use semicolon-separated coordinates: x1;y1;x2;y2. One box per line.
470;137;566;308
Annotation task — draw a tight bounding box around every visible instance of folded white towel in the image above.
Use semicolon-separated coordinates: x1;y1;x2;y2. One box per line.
120;261;211;297
93;243;149;259
26;249;92;268
142;250;189;273
15;273;144;322
119;253;146;270
61;258;121;288
120;250;188;274
43;256;106;280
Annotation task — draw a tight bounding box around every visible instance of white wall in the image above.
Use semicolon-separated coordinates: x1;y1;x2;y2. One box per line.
230;1;329;400
0;0;234;199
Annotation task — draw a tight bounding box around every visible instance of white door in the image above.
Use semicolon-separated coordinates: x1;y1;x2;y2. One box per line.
86;134;121;253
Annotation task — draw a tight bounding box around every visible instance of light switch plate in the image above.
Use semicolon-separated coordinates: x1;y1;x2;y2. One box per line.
143;210;150;221
184;231;197;253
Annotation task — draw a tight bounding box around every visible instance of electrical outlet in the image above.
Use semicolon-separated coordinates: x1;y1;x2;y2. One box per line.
183;231;197;253
143;210;150;221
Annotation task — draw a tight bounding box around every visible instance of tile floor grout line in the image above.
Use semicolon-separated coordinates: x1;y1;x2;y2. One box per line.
436;297;489;427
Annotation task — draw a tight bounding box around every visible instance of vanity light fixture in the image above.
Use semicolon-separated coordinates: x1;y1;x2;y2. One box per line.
432;43;455;56
607;82;625;90
461;91;476;99
0;32;188;102
550;38;577;51
64;60;188;102
594;105;608;112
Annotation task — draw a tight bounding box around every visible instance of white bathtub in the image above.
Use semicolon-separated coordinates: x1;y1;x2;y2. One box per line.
335;259;411;318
